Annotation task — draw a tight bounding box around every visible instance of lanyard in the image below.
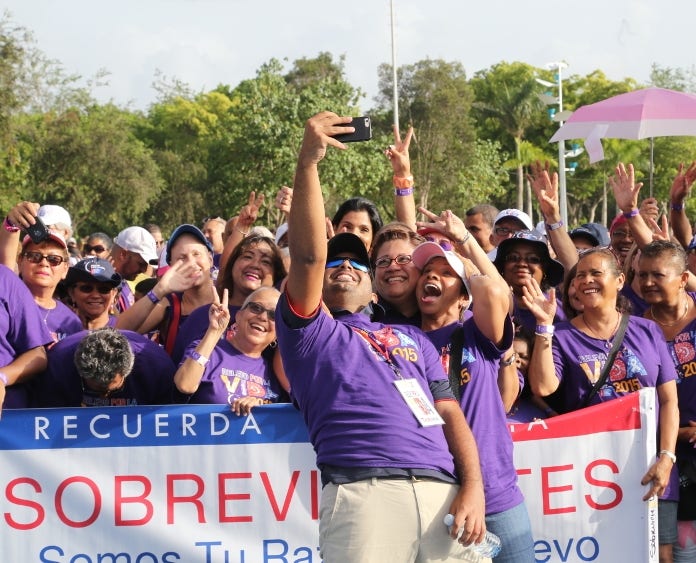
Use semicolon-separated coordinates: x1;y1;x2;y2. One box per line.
350;326;404;380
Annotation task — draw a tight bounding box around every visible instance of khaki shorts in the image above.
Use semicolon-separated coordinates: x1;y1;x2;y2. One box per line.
319;477;491;563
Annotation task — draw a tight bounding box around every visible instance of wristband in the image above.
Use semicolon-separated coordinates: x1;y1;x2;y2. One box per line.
186;350;209;367
146;290;160;304
392;175;414;189
455;231;471;245
394;188;414;197
545;220;564;231
0;372;7;386
535;324;555;335
500;353;517;367
658;450;677;464
3;216;19;233
622;208;640;219
671;202;686;211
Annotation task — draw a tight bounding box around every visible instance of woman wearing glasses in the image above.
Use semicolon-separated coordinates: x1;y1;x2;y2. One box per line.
65;257;122;330
82;232;113;261
174;286;285;413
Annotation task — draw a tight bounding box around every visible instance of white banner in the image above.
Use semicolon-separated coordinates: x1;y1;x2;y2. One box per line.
0;389;657;562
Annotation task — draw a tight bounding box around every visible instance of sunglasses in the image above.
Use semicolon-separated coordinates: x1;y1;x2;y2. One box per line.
243;301;276;321
75;283;114;295
83;244;107;254
504;253;543;265
424;235;453;251
374;254;413;269
22;251;67;266
325;257;371;273
495;226;519;237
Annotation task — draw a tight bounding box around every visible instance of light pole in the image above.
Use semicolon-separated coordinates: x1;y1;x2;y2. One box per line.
546;62;569;226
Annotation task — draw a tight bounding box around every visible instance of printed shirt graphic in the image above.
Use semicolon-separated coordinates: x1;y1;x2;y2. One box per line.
182;338;278;405
666;292;696;461
552;316;676;411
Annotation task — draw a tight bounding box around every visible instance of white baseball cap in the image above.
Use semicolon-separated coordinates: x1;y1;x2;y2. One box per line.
494;209;534;231
38;205;72;228
114;226;158;263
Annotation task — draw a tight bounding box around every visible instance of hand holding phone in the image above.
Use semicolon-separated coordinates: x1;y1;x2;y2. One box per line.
332;116;372;143
26;216;49;244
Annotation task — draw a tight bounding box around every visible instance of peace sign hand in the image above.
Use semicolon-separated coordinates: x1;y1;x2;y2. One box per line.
208;288;230;334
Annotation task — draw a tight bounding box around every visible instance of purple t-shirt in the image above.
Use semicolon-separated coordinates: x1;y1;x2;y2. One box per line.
172;303;241;364
621;284;648;316
30;330;176;407
552;315;678;500
40;301;83;344
0;265;53;408
179;338;279;405
665;292;696;462
426;319;524;515
276;294;457;478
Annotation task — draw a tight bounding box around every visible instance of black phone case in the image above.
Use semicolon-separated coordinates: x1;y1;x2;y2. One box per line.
333;116;372;143
26;217;49;244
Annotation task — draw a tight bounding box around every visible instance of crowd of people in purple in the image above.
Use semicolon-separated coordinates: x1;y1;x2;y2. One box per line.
2;111;696;562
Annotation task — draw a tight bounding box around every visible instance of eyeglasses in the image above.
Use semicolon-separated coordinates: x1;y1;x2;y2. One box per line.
495;226;519;237
611;230;633;239
243;301;276;321
75;283;114;295
154;240;166;248
424;235;453;251
504;253;543;265
374;254;413;269
83;244;107;254
22;251;67;266
325;257;371;273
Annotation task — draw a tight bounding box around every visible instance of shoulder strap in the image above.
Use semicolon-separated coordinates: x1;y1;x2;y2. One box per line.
448;326;465;402
583;313;630;407
164;293;182;355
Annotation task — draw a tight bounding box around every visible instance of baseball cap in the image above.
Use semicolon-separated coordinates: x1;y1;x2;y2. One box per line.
38;205;72;228
412;241;471;298
569;223;610;247
166;224;213;264
494;230;565;287
609;214;629;234
114;226;158;264
494;209;534;231
65;257;122;287
327;233;371;269
22;229;67;249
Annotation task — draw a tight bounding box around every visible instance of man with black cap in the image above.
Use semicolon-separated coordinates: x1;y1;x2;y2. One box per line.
275;111;486;562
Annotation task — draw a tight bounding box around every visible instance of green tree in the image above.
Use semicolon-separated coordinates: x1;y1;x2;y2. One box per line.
374;58;484;213
470;62;548;211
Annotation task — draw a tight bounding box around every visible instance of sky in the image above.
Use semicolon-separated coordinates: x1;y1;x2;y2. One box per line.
4;0;696;112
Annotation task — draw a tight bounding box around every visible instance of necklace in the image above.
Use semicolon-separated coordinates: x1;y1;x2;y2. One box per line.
581;311;621;345
650;296;689;327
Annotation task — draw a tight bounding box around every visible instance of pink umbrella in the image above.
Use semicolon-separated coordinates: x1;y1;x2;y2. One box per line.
550;87;696;192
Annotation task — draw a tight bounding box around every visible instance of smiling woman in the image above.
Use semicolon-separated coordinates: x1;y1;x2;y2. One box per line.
174;286;287;414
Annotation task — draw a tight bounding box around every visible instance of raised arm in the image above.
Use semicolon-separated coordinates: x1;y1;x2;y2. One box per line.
609;163;654;249
417;207;511;346
386;125;417;231
520;278;560;397
669;162;696;249
286;112;352;315
1;201;41;270
528;161;577;271
219;191;265;274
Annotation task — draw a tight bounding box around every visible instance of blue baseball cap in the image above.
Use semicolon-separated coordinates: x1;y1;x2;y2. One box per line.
166;224;213;264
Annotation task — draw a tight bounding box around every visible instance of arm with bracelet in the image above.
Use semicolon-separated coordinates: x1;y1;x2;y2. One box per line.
519;277;560;397
174;288;230;395
1;200;41;271
668;162;696;249
385;125;417;231
527;161;578;271
608;163;654;249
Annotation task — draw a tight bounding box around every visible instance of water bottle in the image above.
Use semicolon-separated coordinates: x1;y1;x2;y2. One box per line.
444;513;502;558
